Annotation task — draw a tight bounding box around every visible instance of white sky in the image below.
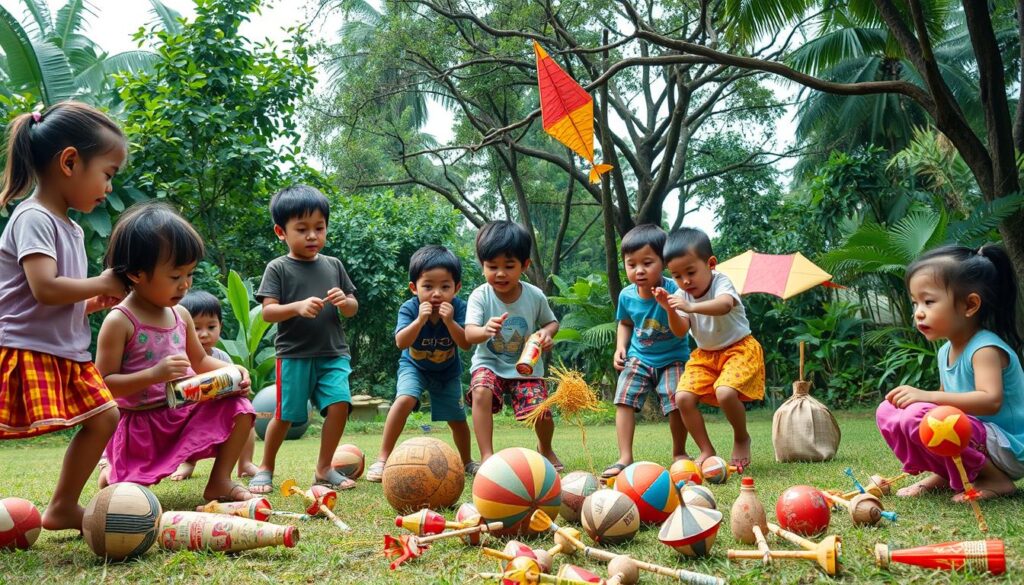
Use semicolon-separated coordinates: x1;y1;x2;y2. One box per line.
8;0;802;238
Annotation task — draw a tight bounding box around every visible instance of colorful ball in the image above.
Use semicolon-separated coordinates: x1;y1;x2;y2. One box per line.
700;456;730;484
580;489;640;545
472;447;561;535
919;405;972;458
455;502;483;545
669;459;703;486
559;471;599;523
681;484;717;510
776;485;831;537
0;498;41;550
613;461;678;523
83;483;162;561
381;437;465;513
331;443;365;480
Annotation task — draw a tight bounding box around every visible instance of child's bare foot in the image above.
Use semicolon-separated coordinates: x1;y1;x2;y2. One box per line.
539;449;564;473
673;454;692;462
97;466;110;489
41;503;85;532
170;461;195;481
897;474;946;497
694;449;716;467
236;461;259;479
204;479;253;503
730;436;752;469
952;467;1016;502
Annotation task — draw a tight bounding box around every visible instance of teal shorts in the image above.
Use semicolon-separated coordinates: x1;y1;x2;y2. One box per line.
396;361;466;422
275;356;351;423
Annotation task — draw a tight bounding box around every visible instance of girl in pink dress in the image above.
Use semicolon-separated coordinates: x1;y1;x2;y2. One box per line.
96;202;255;502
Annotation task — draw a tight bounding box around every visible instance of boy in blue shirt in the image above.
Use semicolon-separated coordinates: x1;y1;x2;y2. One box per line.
603;224;691;479
367;246;474;481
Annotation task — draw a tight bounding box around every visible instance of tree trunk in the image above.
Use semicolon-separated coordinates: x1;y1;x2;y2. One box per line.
600;29;623;305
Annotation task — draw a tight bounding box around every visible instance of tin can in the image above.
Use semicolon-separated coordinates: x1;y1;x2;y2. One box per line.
166;366;243;408
516;333;544;375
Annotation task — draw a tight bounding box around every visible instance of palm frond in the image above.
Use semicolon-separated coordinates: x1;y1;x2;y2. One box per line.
786;27;889;76
722;0;818;44
147;0;183;34
949;192;1024;246
0;6;43;94
17;0;52;39
32;38;77;102
54;0;94;49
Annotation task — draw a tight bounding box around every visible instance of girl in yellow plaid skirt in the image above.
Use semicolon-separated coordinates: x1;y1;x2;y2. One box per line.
0;103;127;532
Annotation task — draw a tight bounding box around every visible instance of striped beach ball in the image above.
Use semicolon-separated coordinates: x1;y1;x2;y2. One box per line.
331;443;365;480
681;484;717;510
669;459;703;486
83;483;161;561
701;456;731;484
613;461;678;523
0;497;41;550
580;489;639;545
472;448;561;535
559;471;599;522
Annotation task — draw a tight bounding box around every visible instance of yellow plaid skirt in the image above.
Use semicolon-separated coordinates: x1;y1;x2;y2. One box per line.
0;347;116;439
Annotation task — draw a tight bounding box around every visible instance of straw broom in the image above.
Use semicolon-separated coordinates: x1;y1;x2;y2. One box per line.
522;364;602;473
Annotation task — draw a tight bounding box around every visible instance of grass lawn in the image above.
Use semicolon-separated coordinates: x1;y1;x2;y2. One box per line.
0;410;1018;584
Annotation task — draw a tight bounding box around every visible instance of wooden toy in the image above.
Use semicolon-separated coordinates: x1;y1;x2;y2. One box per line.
821;491;895;526
580;489;639;544
700;456;741;485
157;511;297;552
559;564;622;584
83;482;161;561
280;478;351;532
728;536;840;576
456;502;485;545
669;459;702;486
767;522;842;576
478;557;599;585
483;539;559;574
658;481;723;557
473;447;561;535
382;437;465;513
730;476;767;545
529;510;725;585
681;484;716;510
331;443;365;480
613;461;678;523
196;497;272;521
560;471;599;522
918;405;987;532
516;332;544;375
395;508;475;536
840;471;910;499
0;497;41;550
383;520;503;569
775;485;830;536
874;539;1004;575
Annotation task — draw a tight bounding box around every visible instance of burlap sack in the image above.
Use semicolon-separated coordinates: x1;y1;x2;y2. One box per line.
772;380;840;462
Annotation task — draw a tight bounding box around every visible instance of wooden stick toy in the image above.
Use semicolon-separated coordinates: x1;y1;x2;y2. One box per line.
157;511;298;552
766;522;841;575
395;508;476;536
280;478;351;532
478;556;599;585
482;530;579;573
195;498;272;521
918;406;987;532
383;520;504;569
528;510;725;585
820;491;895;526
874;540;1004;574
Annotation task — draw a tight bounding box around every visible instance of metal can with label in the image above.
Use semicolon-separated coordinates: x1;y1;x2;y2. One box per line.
166;366;243;408
516;333;544;375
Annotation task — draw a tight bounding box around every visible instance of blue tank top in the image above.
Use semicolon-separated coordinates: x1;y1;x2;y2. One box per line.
937;329;1024;461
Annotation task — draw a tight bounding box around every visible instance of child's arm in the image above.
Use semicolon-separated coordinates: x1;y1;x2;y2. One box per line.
395;301;433;349
21;257;124;307
466;312;508;345
261;296;324;322
654;287;691;337
614;319;633;371
179;307;251;390
534;319;559;351
326;288;358;318
95;310;190;399
439;301;471;350
886;347;1007;416
679;293;735;317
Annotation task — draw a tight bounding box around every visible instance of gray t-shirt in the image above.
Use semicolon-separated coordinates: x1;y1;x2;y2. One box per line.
256;254;356;358
0;198;91;361
211;347;232;363
466;281;557;379
674;272;750;351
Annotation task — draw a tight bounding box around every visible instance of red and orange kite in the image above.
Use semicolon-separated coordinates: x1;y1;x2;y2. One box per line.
534;41;613;183
715;251;841;300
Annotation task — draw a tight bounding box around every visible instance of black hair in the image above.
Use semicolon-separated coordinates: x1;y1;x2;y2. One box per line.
270;184;330;228
664;227;715;263
621;224;667;262
409;245;462;284
179;290;223;321
475;220;532;263
1;101;125;207
105;201;205;287
906;244;1022;355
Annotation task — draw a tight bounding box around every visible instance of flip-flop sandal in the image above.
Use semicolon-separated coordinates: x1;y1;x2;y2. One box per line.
552;462;565;473
730;458;750;471
600;462;627;480
248;470;274;494
464;461;482;476
314;469;356;491
214;483;253;503
366;460;386;483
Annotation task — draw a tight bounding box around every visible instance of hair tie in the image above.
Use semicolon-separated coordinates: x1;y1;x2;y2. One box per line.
31;112;42;124
977;245;986;256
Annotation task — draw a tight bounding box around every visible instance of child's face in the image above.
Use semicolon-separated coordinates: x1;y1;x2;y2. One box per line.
623;244;664;292
131;259;196;308
275;210;327;261
666;250;716;298
481;253;528;295
193;313;223;354
908;269;977;342
411;267;461;308
63;139;127;214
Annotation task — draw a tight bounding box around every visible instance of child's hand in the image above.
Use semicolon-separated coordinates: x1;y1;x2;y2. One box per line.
534;329;554;352
297;296;325;318
613;347;627;371
653;286;671;307
86;295;120;314
484;312;509;336
438;301;456;324
154;354;191;382
416;301;435;323
665;294;691;314
98;268;127;299
235;365;251;391
886;385;929;408
325;287;349;309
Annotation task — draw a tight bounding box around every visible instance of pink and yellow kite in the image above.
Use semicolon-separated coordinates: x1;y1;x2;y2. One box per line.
534;41;613;183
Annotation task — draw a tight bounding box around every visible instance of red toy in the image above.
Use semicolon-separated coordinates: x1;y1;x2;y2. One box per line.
775;485;830;536
918;405;987;532
875;539;1004;574
0;497;41;550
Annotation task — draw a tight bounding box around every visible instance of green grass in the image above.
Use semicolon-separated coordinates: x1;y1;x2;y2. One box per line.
0;411;1019;584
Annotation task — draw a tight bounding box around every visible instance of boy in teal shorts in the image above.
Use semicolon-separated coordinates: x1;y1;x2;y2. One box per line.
366;245;474;481
248;185;359;494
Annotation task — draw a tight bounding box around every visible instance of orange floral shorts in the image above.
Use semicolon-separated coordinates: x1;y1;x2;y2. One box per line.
677;335;765;406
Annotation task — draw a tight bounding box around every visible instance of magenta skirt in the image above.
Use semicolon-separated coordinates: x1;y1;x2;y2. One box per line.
106;396;254;485
876;400;988;491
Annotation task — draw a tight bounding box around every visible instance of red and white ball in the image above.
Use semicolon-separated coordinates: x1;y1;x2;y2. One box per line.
0;498;41;550
331;443;365;480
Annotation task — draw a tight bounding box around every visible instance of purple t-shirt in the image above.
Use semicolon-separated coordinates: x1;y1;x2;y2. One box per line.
0;198;91;361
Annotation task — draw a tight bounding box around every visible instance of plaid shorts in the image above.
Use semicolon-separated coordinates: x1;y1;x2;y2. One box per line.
614;357;685;415
466;367;548;421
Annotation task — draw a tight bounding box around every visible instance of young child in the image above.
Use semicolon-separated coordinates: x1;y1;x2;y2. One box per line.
603;225;691;480
877;244;1023;501
367;245;473;481
170;290;260;481
658;227;764;468
95;202;255;503
248;185;358;494
464;221;561;472
0;103;126;531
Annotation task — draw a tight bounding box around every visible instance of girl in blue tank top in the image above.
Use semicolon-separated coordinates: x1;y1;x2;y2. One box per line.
876;244;1023;502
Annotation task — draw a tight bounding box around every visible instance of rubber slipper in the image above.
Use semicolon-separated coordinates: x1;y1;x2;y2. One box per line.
464;461;481;476
314;469;356;491
214;483;253;503
248;470;274;494
600;462;627;480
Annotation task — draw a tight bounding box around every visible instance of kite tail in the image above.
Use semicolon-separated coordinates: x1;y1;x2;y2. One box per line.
589;163;614;183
